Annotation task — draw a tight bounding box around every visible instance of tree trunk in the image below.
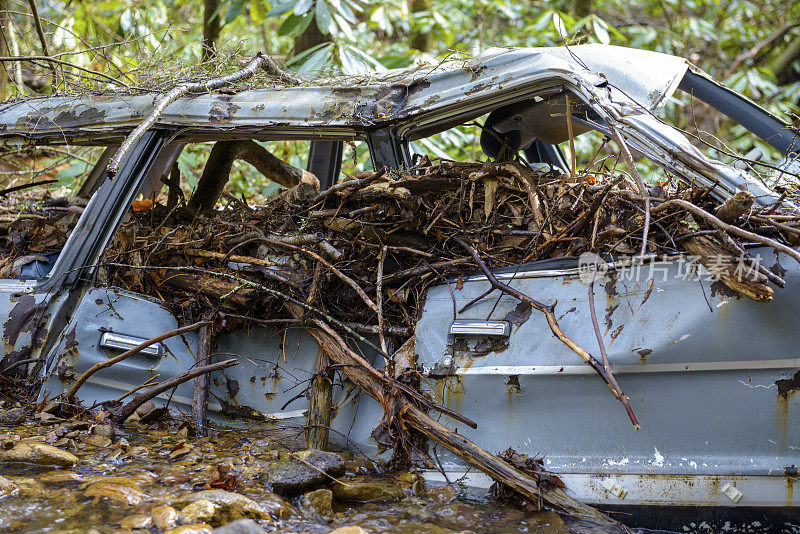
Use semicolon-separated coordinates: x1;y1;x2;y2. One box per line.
202;0;221;62
575;0;592;17
306;348;333;449
294;20;328;56
0;0;10;101
770;31;800;84
410;0;432;52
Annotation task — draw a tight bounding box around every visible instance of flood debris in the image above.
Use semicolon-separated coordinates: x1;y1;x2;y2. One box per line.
3;144;800;529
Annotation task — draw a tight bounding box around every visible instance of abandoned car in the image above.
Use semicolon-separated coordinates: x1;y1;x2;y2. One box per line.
1;44;799;527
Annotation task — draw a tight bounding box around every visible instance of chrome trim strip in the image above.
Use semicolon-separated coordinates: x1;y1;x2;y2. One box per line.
100;332;163;357
451;359;800;376
421;471;799;507
450;320;511;337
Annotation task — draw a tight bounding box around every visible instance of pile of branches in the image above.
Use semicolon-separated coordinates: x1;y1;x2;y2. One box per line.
5;154;800;527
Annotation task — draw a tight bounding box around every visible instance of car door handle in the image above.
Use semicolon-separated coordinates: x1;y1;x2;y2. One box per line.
449;320;510;337
99;332;163;357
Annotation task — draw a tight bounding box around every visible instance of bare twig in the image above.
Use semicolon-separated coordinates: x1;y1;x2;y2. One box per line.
107;53;299;178
115;358;238;423
377;245;388;356
26;0;58;85
312;167;387;204
65;321;209;403
651;198;800;264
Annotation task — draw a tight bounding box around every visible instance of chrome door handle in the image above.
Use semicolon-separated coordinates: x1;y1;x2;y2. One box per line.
450;320;510;337
99;332;163;357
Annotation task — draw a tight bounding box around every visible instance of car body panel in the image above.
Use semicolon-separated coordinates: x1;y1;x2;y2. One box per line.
0;45;798;516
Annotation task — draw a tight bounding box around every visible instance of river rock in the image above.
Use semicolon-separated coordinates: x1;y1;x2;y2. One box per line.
210;519;268;533
330;527;369;534
332;481;404;503
0;475;19;497
85;476;146;505
0;408;25;426
119;514;153;529
300;488;333;520
267;450;344;495
180;500;218;524
79;433;111;448
425;485;460;504
0;442;78;466
164;524;213;534
151;505;179;529
172;489;270;526
91;424;115;439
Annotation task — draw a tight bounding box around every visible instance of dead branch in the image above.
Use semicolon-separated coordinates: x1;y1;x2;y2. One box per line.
65;321;209;403
454;236;641;428
115;358;238;423
312;167;387;204
192;320;213;437
187;140;319;213
587;271;640;428
650;198;800;264
107;53;299;178
296;312;629;530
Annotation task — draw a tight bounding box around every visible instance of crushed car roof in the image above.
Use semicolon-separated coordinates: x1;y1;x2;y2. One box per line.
0;45;690;143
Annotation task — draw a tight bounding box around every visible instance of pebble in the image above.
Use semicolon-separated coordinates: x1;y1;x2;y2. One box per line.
330;527;369;534
0;407;26;426
151;505;179;529
171;489;271;526
300;488;333;521
180;499;218;524
331;481;404;503
0;475;19;497
210;519;268;533
164;524;213;534
0;442;78;466
85;476;146;505
119;514;153;529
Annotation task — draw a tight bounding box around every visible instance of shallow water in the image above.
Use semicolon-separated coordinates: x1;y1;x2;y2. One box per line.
0;418;600;534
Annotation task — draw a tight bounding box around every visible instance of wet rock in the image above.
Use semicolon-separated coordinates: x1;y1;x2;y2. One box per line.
164;524;213;534
0;475;19;497
425;485;460;504
331;481;404;503
139;405;169;423
119;514;153;529
210;519;268;533
267;450;344;495
79;433;112;448
172;490;270;526
151;505;179;529
330;527;368;534
0;408;25;426
180;500;217;524
0;442;78;466
300;488;333;521
92;424;115;439
85;476;146;505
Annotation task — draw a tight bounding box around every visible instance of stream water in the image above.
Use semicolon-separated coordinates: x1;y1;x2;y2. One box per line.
0;414;625;534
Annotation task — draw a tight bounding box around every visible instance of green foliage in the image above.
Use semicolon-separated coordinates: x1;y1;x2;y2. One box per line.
3;0;800;193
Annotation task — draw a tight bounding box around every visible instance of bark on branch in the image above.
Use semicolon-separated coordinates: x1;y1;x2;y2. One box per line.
107;53;299;178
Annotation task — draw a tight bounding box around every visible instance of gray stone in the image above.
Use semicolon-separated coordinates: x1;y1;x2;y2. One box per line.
267;450;344;495
171;489;270;526
332;481;404;503
211;519;268;534
0;408;25;426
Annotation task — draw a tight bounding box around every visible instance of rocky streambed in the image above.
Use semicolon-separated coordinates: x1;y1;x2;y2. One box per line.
0;402;593;534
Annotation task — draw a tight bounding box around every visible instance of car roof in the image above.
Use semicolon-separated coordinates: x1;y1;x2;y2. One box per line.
0;44;689;145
